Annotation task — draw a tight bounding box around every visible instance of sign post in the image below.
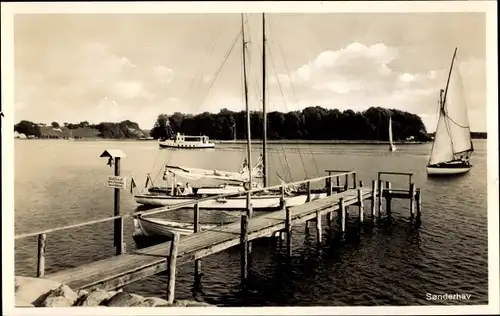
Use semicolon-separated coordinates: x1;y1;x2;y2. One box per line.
100;149;127;255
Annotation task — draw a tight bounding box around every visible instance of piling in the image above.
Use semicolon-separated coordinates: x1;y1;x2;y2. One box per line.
344;174;349;191
193;203;201;277
113;157;124;255
327;177;333;196
357;187;364;223
37;233;47;278
377;179;384;216
371;180;377;219
285;204;292;256
339;197;346;233
166;233;180;304
246;193;253;254
409;183;416;217
316;211;322;243
240;214;249;284
306;181;311;202
305;220;310;233
385;181;392;215
416;188;422;218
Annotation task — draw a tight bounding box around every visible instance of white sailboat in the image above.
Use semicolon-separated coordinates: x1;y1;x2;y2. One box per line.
388;116;397;152
133;13;328;211
426;47;474;176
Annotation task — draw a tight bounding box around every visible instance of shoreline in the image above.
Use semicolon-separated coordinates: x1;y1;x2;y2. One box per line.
14;138;433;145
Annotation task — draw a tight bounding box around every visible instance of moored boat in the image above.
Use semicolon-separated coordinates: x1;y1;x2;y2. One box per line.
426;47;474;176
159;133;215;149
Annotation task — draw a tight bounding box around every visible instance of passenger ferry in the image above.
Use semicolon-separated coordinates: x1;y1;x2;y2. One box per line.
158;132;215;149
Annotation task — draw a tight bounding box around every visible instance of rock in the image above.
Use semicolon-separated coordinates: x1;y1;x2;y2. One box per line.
15;277;63;307
41;296;73;307
131;297;169;307
106;292;143;307
77;289;110;306
173;299;212;307
38;284;78;307
77;289;89;297
107;290;118;298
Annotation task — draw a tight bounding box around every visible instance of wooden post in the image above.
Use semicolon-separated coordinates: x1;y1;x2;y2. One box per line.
344;174;349;191
305;220;310;233
240;214;248;284
285;205;292;256
193;203;201;276
371;180;377;219
306;181;311;202
409;183;416;217
353;173;357;189
37;233;47;278
336;176;340;191
416;188;422;218
166;233;180;304
385;181;392;216
246;193;253;254
357;187;364;223
327;177;333;196
378;179;383;216
316;211;322;243
114;157;124;255
340;197;346;233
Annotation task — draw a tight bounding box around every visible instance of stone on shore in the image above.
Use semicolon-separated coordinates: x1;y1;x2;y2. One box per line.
15;277;65;307
39;284;78;307
131;297;169;307
77;289;111;306
106;292;144;307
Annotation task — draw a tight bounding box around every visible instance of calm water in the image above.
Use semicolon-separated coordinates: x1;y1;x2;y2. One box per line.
14;139;488;306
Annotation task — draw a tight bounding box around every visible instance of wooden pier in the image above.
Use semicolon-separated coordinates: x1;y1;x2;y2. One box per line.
15;170;422;303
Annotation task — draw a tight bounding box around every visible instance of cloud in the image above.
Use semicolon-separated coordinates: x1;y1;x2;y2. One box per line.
153;65;174;84
265;42;485;131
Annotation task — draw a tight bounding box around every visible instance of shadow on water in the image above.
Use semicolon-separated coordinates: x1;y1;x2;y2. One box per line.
426;172;471;181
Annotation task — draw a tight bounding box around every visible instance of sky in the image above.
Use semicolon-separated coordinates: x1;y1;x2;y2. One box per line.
13;12;487;132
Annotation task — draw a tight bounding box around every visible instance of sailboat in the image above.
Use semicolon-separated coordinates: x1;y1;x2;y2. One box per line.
426;47;474;176
133;13;328;211
388;115;397;152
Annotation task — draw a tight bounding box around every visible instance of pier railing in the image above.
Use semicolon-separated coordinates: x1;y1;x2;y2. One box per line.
15;170;358;278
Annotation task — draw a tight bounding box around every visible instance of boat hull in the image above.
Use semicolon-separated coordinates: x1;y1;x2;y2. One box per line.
133;217;215;237
159;141;215;149
134;192;328;210
427;161;472;175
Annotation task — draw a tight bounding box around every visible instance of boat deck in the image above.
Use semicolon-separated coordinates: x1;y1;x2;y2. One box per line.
43;188;371;291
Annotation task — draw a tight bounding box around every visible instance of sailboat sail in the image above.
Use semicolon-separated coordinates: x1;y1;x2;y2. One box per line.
428;48;473;166
443;54;473;156
165;155;264;183
389;116;394;146
429;111;454;165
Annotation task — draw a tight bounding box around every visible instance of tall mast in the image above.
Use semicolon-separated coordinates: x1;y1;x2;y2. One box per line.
241;14;252;191
441;47;458;112
262;12;267;187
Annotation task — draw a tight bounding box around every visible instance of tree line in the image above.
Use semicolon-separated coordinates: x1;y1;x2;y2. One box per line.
150;106;431;142
14;120;146;139
14;106;432;141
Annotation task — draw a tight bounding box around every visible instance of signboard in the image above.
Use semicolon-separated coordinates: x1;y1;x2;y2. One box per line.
107;176;127;189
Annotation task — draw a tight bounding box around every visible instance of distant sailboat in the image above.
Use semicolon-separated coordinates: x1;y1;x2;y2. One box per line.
426;47;474;176
388;116;397;152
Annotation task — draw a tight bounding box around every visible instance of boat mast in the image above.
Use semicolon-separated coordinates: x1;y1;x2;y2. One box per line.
241;14;252;192
262;12;268;187
441;47;458;114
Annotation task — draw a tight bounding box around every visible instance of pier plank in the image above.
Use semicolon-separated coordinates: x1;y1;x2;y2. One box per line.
43;188;377;291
